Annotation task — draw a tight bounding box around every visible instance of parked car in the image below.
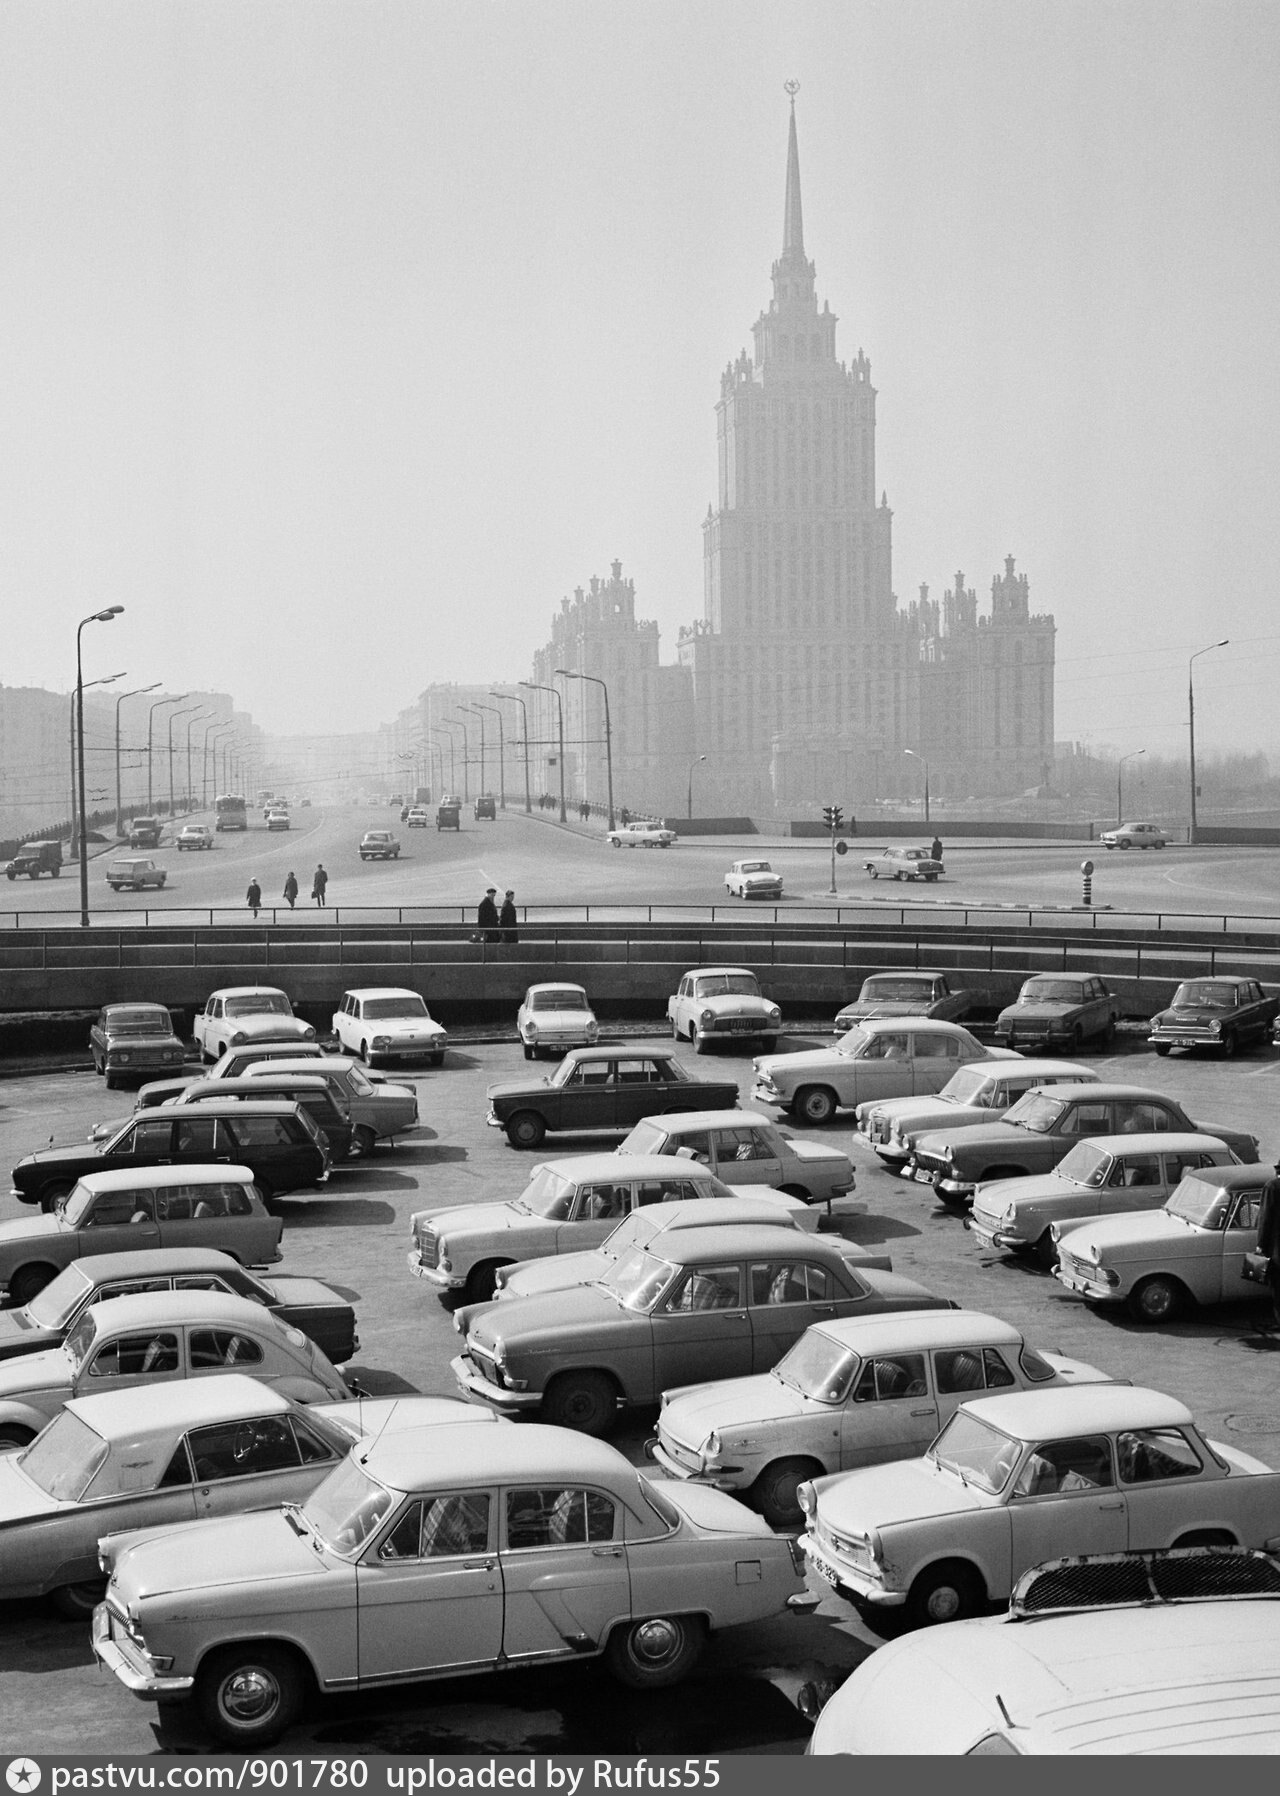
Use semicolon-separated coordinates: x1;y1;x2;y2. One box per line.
667;967;782;1054
516;983;599;1059
485;1045;740;1151
908;1083;1258;1208
409;1155;824;1306
0;1289;353;1450
192;988;317;1062
1100;821;1170;850
0;1246;357;1366
1148;978;1279;1058
652;1310;1111;1527
358;830;400;861
10;1099;330;1212
89;1003;184;1089
106;857;167;892
798;1384;1280;1630
265;810;290;832
617;1110;856;1208
1053;1163;1275;1323
753;1018;999;1126
857;1059;1093;1171
331;987;447;1067
492;1194;828;1304
834;971;983;1032
606;821;677;848
242;1055;420;1157
171;1076;354;1162
724;860;783;900
0;1377;490;1622
863;847;942;882
5;839;63;880
127;818;163;849
176;825;214;851
0;1166;283;1303
474;794;496;821
995;974;1119;1052
967;1132;1240;1267
94;1422;803;1748
452;1226;950;1435
807;1549;1280;1756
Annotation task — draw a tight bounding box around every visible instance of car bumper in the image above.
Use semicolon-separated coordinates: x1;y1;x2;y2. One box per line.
750;1081;786;1107
371;1042;447;1059
647;1439;742;1489
407;1250;465;1291
1148;1032;1220;1048
485;1109;506;1129
450;1353;542;1413
801;1541;904;1608
92;1605;193;1701
966;1217;1025;1252
1054;1263;1120;1302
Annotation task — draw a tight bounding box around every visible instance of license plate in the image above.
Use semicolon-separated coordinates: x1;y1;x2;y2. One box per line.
912;1167;936;1183
810;1552;841;1588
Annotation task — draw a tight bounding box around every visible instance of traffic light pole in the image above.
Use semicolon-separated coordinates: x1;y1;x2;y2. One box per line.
822;803;845;895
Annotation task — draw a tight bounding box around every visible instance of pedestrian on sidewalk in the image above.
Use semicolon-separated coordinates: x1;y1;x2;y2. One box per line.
477;886;500;943
283;871;298;909
311;864;328;907
246;878;262;918
930;834;944;863
500;889;519;943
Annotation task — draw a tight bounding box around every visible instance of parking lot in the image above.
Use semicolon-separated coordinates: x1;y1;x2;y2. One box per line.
1;1025;1278;1755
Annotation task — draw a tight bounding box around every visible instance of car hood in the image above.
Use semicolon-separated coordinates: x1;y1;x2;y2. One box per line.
415;1201;525;1239
838;1001;932;1021
362;1019;444;1040
467;1283;636;1352
663;1374;805;1438
0;1214;71;1247
13;1144;102;1172
486;1076;556;1103
913;1120;1045;1155
0;1454;58;1526
997;1001;1078;1021
225;1018;314;1043
814;1455;985;1532
757;1050;844;1078
1061;1211;1209;1259
976;1172;1087;1208
1152;1007;1229;1027
0;1310;54;1358
500;1250;609;1298
782;1138;852;1171
895;1103;986;1137
262;1275;347;1309
653;1478;779;1540
0;1345;73;1399
102;1031;180;1050
310;1395;496;1438
105;1507;328;1594
696;997;772;1017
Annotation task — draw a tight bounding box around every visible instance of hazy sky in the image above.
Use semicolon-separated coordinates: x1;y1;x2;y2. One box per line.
2;1;1278;758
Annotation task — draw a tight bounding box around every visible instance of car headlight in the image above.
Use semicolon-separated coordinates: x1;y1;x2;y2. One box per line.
767;1006;782;1023
1209;1020;1223;1034
1001;1201;1018;1222
586;1022;599;1040
526;1022;538;1038
302;1025;317;1040
115;1051;130;1063
232;1031;247;1045
700;1008;715;1024
797;1482;817;1519
437;1245;451;1272
372;1036;391;1049
705;1430;721;1458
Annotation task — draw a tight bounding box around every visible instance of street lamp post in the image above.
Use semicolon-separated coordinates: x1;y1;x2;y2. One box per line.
147;695;189;813
115;683;161;836
70;675;125;867
461;707;487;798
471;704;506;808
686;755;707;821
75;607;125;927
491;693;531;814
431;729;455;795
167;707;200;824
521;682;566;822
904;748;931;824
556;669;614;830
1188;640;1229;845
205;725;233;809
444;720;469;802
185;711;212;812
1117;749;1146;829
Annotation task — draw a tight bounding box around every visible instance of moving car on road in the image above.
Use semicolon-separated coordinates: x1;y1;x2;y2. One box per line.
516;983;599;1059
486;1045;739;1151
1100;821;1170;849
667;966;782;1054
617;1110;856;1207
94;1423;804;1748
332;987;447;1067
89;1004;184;1089
834;971;983;1032
857;1059;1092;1170
474;794;496;820
358;830;400;861
453;1225;948;1436
193;988;317;1062
176;825;214;851
106;857;166;892
753;1018;998;1126
1148;978;1279;1058
128;818;163;849
799;1384;1280;1630
434;801;459;830
5;840;63;880
606;821;677;848
724;860;783;900
863;846;941;882
265;809;290;832
651;1310;1111;1527
996;974;1118;1052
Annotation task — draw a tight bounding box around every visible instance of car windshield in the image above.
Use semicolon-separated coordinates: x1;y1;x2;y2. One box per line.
107;1010;170;1036
617;1121;667;1156
929;1411;1021;1493
1173;982;1236;1009
741;864;771;874
1054;1142;1112;1187
342;1066;376;1096
64;1309;101;1373
19;1412;109;1502
513;1167;575;1221
25;1263;95;1329
1166;1173;1233;1229
939;1068;996;1105
835;1028;871;1058
361;998;428;1020
772;1331;860;1403
531;990;588;1012
1018;979;1082;1004
59;1182;101;1227
599;1247;677;1313
1002;1093;1067;1134
861;980;932;1002
226;994;291;1017
301;1458;398;1557
694;976;759;998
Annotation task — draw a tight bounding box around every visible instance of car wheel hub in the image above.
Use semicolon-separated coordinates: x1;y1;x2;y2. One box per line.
926;1585;962;1623
221;1666;281;1724
629;1618;681;1666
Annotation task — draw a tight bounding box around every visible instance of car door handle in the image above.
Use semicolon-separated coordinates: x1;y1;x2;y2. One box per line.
592;1547;624;1558
463;1558;496;1571
811;1305;836;1314
910;1407;935;1417
1098;1500;1124;1510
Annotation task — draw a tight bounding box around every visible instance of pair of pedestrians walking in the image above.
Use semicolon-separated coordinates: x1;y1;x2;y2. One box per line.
477;887;518;943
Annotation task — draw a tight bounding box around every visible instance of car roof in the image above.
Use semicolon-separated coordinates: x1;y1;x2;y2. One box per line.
103;1003;171;1019
209;986;290;1000
634;1109;769;1131
72;1246;242;1281
1183;1163;1274;1189
686;967;757;978
154;1098;305;1115
341;987;425;1000
978;1059;1094;1078
72;1165;257;1193
639;1197;796;1228
1068;1131;1229;1155
961;1384;1193;1438
525;982;588;996
553;1045;673;1064
1014;1083;1179;1101
358;1421;631;1490
815;1309;1025;1354
184;1076;331;1096
65;1373;291;1437
858;1018;973;1036
75;1290;281;1331
533;1153;720;1181
643;1223;838;1260
862;969;950;980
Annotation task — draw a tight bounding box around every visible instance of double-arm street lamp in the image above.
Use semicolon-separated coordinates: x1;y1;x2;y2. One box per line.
471;704;506;809
460;706;488;798
114;683;161;836
444;719;470;802
555;669;614;830
687;754;706;821
147;695;189;813
205;725;234;809
185;711;213;811
903;748;931;824
520;681;566;822
491;692;531;814
76;606;125;927
167;707;201;824
1117;748;1146;829
1188;639;1229;845
431;729;456;795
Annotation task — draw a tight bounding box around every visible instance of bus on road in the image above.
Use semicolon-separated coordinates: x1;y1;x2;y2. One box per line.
215;794;248;831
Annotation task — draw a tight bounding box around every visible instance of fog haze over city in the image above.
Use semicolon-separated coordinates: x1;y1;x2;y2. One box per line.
2;0;1278;758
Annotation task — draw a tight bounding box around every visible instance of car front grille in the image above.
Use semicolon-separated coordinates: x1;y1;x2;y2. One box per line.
415;1225;439;1270
912;1152;948;1180
658;1431;702;1472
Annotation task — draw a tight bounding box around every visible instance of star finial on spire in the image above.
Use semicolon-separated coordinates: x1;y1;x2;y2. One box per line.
782;82;804;258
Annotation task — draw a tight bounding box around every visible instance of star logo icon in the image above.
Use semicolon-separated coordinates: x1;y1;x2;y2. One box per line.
6;1764;40;1794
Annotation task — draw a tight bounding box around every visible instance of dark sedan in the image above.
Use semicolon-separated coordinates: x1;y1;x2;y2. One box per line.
451;1223;951;1435
0;1247;358;1364
1149;979;1279;1058
995;974;1118;1052
89;1004;185;1089
486;1046;740;1150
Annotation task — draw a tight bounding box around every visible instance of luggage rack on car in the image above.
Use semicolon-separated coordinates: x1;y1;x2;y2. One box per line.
1009;1546;1280;1620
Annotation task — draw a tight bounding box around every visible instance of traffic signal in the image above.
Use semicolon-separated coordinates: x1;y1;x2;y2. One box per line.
822;804;844;830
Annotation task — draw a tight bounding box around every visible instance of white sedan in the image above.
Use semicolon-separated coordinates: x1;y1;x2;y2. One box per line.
332;987;447;1067
1100;821;1170;849
516;983;599;1059
725;860;783;900
607;822;677;848
192;987;317;1062
753;1018;994;1125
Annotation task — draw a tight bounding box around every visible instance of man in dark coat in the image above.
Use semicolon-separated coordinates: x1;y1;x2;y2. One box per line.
282;872;298;909
311;864;328;907
499;890;518;943
477;886;500;943
1257;1172;1280;1327
246;879;261;918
